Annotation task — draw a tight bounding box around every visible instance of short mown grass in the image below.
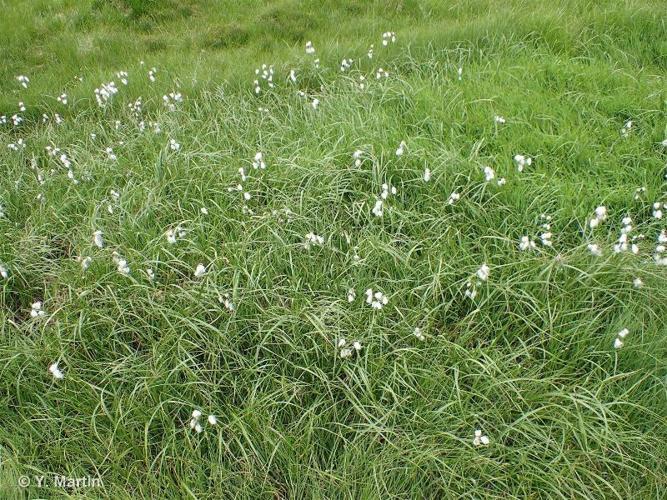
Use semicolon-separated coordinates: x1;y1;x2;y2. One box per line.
1;0;666;498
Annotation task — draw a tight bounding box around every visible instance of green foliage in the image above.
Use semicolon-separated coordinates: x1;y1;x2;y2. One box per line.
0;0;666;498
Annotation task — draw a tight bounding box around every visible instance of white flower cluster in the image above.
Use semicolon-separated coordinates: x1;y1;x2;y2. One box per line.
253;64;274;94
338;338;362;358
365;288;388;309
652;201;666;219
613;328;629;349
375;68;389;79
381;31;396;46
163;91;183;111
31;301;45;318
94;81;119;107
589;206;607;229
112;252;130;276
372;183;397;217
17;75;29;88
352;149;364;167
218;293;234;312
166;226;186;244
448;191;461;205
520;215;553;251
340;58;353;72
473;429;490;446
513;154;532;172
465;264;490;300
494;115;506;124
194;263;207;278
413;327;426;341
519;236;536;251
483;166;505;186
613;216;639;254
620;119;632;138
189;409;217;434
252;151;266;169
654;230;667;265
115;70;128;85
304;232;324;249
305;41;315;54
49;362;64;380
7;138;26;151
395;140;406;156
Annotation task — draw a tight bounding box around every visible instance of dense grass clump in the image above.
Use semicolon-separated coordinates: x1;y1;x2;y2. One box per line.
1;0;666;497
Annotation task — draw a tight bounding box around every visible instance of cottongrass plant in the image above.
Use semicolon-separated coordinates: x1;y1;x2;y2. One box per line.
0;10;666;499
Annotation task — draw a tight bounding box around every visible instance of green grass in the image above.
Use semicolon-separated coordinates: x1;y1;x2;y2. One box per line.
1;0;666;497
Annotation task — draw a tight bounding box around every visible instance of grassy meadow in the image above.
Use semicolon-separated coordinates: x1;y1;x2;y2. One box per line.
1;0;666;497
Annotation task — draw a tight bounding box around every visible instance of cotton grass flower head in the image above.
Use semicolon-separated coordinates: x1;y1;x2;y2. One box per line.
168;138;180;151
473;429;490;447
31;301;45;318
252;152;266;169
194;263;207;278
620;120;632;138
163;91;183;111
114;256;130;276
17;75;29;88
94;81;118;107
494;115;506;124
513;154;532;172
337;338;362;359
375;68;389;79
448;191;461;205
347;288;356;302
476;264;490;282
365;288;389;309
340;58;353;72
57;93;68;105
81;256;92;271
49;362;64;380
652;202;666;219
0;264;8;279
614;328;630;349
189;409;203;433
589;206;607;229
305;41;315;54
116;70;128;85
219;293;234;312
381;31;396;46
395;141;406;156
613;216;638;254
587;243;602;257
304;232;324;249
381;183;397;200
423;168;431;182
633;277;643;288
413;327;425;341
352;149;363;167
207;415;217;426
539;214;553;247
93;230;104;248
519;236;537;251
253;64;274;94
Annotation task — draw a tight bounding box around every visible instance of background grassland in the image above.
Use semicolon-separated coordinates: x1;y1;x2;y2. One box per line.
1;0;666;498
